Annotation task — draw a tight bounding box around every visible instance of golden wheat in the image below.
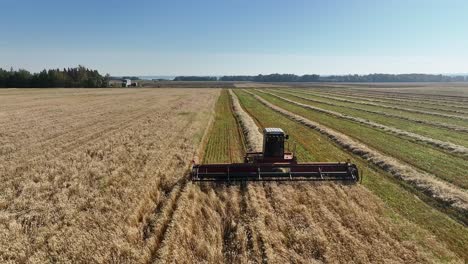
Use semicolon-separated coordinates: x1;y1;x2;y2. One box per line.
0;88;219;263
0;88;464;263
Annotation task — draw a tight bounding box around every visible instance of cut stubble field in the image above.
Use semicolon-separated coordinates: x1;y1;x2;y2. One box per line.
0;86;467;263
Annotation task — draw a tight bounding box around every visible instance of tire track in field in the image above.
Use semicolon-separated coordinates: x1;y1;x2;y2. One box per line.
229;90;271;262
6;95;201;262
214;93;262;263
315;90;468;112
288;90;468;121
144;96;219;263
276;90;468;133
219;90;265;262
142;140;196;264
128;115;196;250
220;93;263;261
239;183;264;263
143;152;197;261
260;90;468;157
248;91;468;214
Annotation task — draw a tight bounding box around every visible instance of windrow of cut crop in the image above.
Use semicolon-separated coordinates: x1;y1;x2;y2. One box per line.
325;89;468;106
260;90;468;157
256;91;468;193
154;89;267;263
229;89;263;152
291;89;468;121
233;90;464;262
248;91;468;214
309;89;468;115
229;91;428;262
277;89;468;133
313;89;468;113
349;88;468;101
285;89;468;130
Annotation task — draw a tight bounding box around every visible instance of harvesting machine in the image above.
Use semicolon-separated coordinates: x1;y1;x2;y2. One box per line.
192;128;359;182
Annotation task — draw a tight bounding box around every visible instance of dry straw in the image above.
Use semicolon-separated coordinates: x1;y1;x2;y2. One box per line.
229;89;263;152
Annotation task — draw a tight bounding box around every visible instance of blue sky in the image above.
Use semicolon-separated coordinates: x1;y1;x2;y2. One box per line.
1;0;467;75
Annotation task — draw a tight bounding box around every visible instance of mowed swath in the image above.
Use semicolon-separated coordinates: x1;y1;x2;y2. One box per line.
251;90;468;191
276;88;468;135
233;89;466;262
310;89;468;114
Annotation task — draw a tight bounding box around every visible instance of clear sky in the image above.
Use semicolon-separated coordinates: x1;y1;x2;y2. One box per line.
1;0;467;75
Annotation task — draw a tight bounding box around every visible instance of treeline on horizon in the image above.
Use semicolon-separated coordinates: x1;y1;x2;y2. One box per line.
0;66;109;88
175;73;467;82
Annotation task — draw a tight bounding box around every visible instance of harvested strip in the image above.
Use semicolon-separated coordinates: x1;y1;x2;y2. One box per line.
248;91;468;213
314;89;468;112
291;90;468;121
278;89;468;133
260;90;468;156
229;89;263;152
316;90;468;112
347;89;468;102
327;89;468;107
235;90;462;262
231;91;429;262
313;91;468;116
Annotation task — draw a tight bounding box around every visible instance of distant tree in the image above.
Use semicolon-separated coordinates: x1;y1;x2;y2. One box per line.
173;76;218;81
0;66;109;88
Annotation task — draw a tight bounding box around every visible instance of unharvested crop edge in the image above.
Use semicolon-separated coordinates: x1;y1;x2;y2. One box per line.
246;91;468;214
146;90;221;263
260;90;468;156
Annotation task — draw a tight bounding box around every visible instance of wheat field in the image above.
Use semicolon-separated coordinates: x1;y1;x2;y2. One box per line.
0;87;466;263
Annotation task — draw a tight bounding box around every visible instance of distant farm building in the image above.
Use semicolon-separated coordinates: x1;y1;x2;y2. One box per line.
121;79;138;87
122;79;131;87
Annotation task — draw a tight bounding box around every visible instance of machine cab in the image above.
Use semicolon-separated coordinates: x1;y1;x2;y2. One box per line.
263;128;289;158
